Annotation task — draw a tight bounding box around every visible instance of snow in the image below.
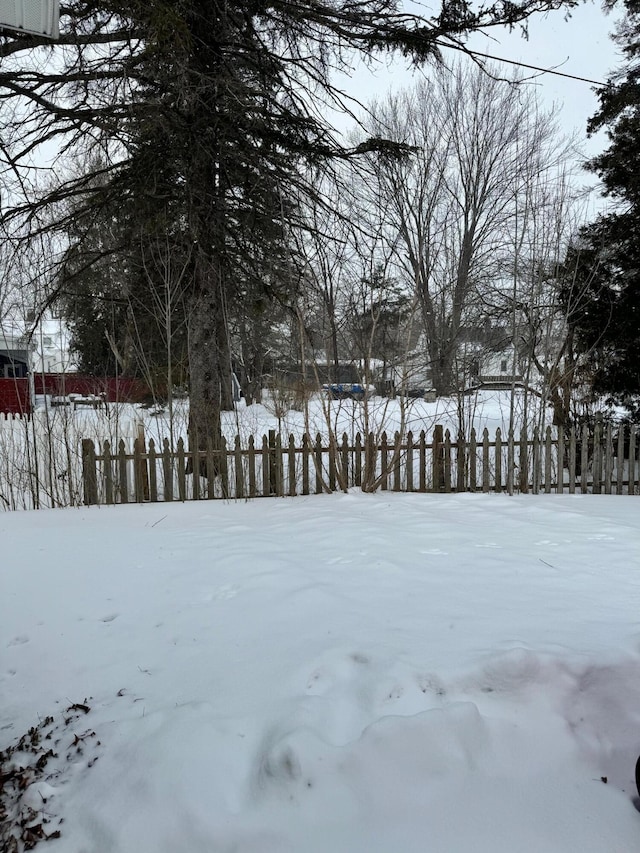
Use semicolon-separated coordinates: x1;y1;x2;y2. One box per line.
23;387;550;449
2;492;640;851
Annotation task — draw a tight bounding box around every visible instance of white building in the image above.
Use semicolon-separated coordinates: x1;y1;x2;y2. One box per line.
28;314;78;374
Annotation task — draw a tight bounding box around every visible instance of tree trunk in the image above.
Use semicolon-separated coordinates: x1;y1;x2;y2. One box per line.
419;289;456;396
187;262;233;464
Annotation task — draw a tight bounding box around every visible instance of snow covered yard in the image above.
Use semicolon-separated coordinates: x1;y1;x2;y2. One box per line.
2;492;640;851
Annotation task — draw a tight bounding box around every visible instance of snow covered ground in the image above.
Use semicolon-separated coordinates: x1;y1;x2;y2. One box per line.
2;491;640;851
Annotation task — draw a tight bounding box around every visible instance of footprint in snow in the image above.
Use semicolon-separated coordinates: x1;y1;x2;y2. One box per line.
305;652;370;694
383;684;404;702
202;585;240;602
7;635;29;646
100;614;119;623
0;669;17;682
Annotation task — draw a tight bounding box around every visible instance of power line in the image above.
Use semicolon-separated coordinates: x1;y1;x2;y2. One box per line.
436;40;610;87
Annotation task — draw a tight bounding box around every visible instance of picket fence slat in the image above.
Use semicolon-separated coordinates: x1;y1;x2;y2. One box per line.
593;417;602;494
433;425;443;493
482;428;489;493
262;434;270;497
568;426;576;494
82;439;97;506
118;439;128;503
103;440;113;505
301;433;309;494
329;437;337;493
506;428;514;496
580;424;589;495
404;432;413;493
443;430;452;493
544;426;552;494
457;432;465;493
604;423;613;495
220;437;229;498
616;428;624;496
177;438;186;501
519;428;528;494
532;427;540;495
380;432;388;491
557;427;565;494
205;442;214;500
470;428;477;492
289;434;297;497
341;433;349;491
364;432;375;491
315;434;323;494
393;432;402;492
354;433;362;488
148;438;158;502
192;442;200;501
495;428;502;493
248;436;256;497
163;438;173;501
419;431;426;492
235;436;244;499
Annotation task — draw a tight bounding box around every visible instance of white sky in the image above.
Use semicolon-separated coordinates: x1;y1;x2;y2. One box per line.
468;2;623;154
337;2;623;171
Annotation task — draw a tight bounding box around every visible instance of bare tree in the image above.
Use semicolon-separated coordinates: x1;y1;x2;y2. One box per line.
477;154;592;434
296;188;356;380
516;184;593;432
359;61;568;396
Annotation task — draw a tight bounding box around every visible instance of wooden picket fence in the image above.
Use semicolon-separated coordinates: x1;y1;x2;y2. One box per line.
80;419;639;506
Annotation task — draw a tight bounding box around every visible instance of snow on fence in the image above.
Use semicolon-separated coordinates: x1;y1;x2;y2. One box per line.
0;412;28;420
80;419;639;506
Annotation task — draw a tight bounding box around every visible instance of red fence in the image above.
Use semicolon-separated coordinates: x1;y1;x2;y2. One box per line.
0;378;30;415
0;375;151;414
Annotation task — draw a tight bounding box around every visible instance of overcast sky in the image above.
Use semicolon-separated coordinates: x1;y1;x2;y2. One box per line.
337;1;623;199
468;2;622;152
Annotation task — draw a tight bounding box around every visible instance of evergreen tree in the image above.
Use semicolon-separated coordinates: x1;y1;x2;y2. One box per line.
563;0;640;415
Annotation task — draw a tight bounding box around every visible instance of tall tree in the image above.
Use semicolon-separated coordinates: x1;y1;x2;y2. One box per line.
562;0;640;415
0;0;579;446
359;63;566;395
